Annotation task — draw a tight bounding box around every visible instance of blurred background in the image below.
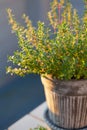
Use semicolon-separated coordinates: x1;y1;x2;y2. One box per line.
0;0;84;130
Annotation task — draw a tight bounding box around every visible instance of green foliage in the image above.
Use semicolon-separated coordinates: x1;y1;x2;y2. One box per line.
6;0;87;80
30;126;47;130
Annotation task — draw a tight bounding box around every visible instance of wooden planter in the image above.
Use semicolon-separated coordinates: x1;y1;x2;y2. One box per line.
41;75;87;129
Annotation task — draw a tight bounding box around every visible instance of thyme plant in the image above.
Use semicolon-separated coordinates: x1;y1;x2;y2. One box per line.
7;0;87;80
30;126;47;130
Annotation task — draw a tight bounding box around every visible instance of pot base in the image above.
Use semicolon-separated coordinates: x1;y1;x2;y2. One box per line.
44;109;87;130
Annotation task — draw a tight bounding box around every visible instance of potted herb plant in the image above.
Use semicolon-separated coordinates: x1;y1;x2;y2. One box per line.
7;0;87;129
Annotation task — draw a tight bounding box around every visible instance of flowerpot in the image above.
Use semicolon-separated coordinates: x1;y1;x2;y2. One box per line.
41;75;87;129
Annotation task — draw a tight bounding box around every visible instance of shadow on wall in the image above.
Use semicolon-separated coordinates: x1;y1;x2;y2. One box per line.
0;74;45;130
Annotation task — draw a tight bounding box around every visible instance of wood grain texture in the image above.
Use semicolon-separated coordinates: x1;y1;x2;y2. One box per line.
41;76;87;129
